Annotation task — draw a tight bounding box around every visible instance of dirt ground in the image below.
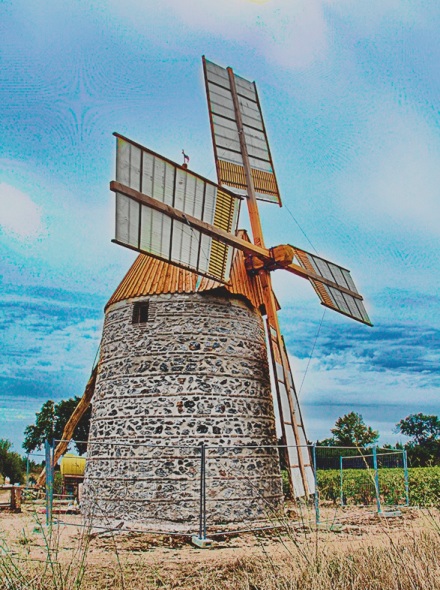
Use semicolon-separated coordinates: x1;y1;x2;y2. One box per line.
1;504;439;589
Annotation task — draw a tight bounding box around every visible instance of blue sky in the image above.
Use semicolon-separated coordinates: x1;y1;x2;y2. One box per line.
1;0;439;451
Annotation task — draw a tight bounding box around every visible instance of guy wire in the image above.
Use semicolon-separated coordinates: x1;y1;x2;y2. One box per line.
298;308;326;397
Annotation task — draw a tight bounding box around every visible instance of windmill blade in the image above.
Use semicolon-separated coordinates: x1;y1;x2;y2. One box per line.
266;321;315;497
113;133;240;283
203;57;281;206
113;163;372;328
289;246;372;327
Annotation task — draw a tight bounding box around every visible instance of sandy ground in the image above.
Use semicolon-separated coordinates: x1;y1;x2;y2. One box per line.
0;503;438;588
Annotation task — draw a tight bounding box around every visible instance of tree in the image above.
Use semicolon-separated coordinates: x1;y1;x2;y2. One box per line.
318;412;379;447
395;413;440;466
396;413;440;446
0;439;25;484
23;397;91;455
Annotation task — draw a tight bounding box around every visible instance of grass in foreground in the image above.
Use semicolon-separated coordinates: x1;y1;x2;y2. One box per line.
1;510;439;589
83;530;440;589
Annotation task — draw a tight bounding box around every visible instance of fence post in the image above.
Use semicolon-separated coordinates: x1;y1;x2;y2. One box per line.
199;441;206;540
403;449;410;507
45;439;53;527
26;454;30;488
372;446;382;514
339;455;344;506
312;445;320;525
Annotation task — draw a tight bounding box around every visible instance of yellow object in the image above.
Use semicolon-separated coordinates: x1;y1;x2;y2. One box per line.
60;454;86;477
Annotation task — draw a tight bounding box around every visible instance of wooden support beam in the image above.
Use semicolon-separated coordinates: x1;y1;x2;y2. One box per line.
36;366;98;487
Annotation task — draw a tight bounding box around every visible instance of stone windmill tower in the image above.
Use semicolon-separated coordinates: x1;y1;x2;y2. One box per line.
82;240;288;530
48;58;371;532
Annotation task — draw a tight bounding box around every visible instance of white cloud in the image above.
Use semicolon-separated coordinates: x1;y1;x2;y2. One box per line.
337;106;440;238
261;0;329;69
292;348;439;408
0;406;35;424
1;315;102;378
110;0;329;69
0;183;45;240
323;0;428;34
107;0;431;72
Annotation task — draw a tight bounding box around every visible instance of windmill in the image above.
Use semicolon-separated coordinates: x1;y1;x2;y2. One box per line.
43;58;371;531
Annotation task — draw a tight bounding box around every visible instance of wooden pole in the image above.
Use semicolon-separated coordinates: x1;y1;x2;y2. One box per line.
36;366;98;488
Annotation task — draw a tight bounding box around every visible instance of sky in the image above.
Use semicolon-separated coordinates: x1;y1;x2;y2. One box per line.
1;0;439;452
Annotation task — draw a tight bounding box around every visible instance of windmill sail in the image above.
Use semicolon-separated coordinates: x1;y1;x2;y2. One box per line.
291;246;372;326
113;133;240;283
203;57;281;206
266;322;315;497
204;57;321;498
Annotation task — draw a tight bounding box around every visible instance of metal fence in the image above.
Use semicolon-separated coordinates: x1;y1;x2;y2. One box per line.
339;448;409;511
40;440;410;538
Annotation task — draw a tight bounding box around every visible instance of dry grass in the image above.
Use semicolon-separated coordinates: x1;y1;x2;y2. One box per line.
81;528;440;590
1;508;439;589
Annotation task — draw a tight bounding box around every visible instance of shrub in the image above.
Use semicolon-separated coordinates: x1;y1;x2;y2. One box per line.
0;439;25;484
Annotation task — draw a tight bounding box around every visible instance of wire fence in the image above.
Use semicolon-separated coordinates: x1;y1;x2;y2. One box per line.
313;446;409;512
35;440;410;538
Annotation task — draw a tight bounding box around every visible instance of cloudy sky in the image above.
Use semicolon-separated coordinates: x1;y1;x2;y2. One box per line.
1;0;439;452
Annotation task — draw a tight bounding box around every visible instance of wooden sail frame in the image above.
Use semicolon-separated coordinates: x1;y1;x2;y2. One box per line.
203;57;282;205
110;181;367;305
223;64;311;496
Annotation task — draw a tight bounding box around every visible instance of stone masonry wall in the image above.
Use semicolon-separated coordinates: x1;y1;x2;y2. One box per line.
82;291;283;532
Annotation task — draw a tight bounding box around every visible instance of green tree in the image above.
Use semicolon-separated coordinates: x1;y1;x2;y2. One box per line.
395;413;440;466
396;413;440;445
318;412;379;447
0;439;25;484
23;397;91;455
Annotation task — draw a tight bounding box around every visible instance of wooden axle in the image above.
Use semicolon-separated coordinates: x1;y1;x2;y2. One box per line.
245;244;295;272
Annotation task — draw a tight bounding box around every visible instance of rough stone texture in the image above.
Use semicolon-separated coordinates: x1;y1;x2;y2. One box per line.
82;291;283;532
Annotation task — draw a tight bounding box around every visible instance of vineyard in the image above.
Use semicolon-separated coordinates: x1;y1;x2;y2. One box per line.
316;466;440;506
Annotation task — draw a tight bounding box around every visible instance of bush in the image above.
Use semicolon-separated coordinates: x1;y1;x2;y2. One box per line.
0;439;25;484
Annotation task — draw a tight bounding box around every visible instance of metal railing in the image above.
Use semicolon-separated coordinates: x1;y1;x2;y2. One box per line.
40;440;411;536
